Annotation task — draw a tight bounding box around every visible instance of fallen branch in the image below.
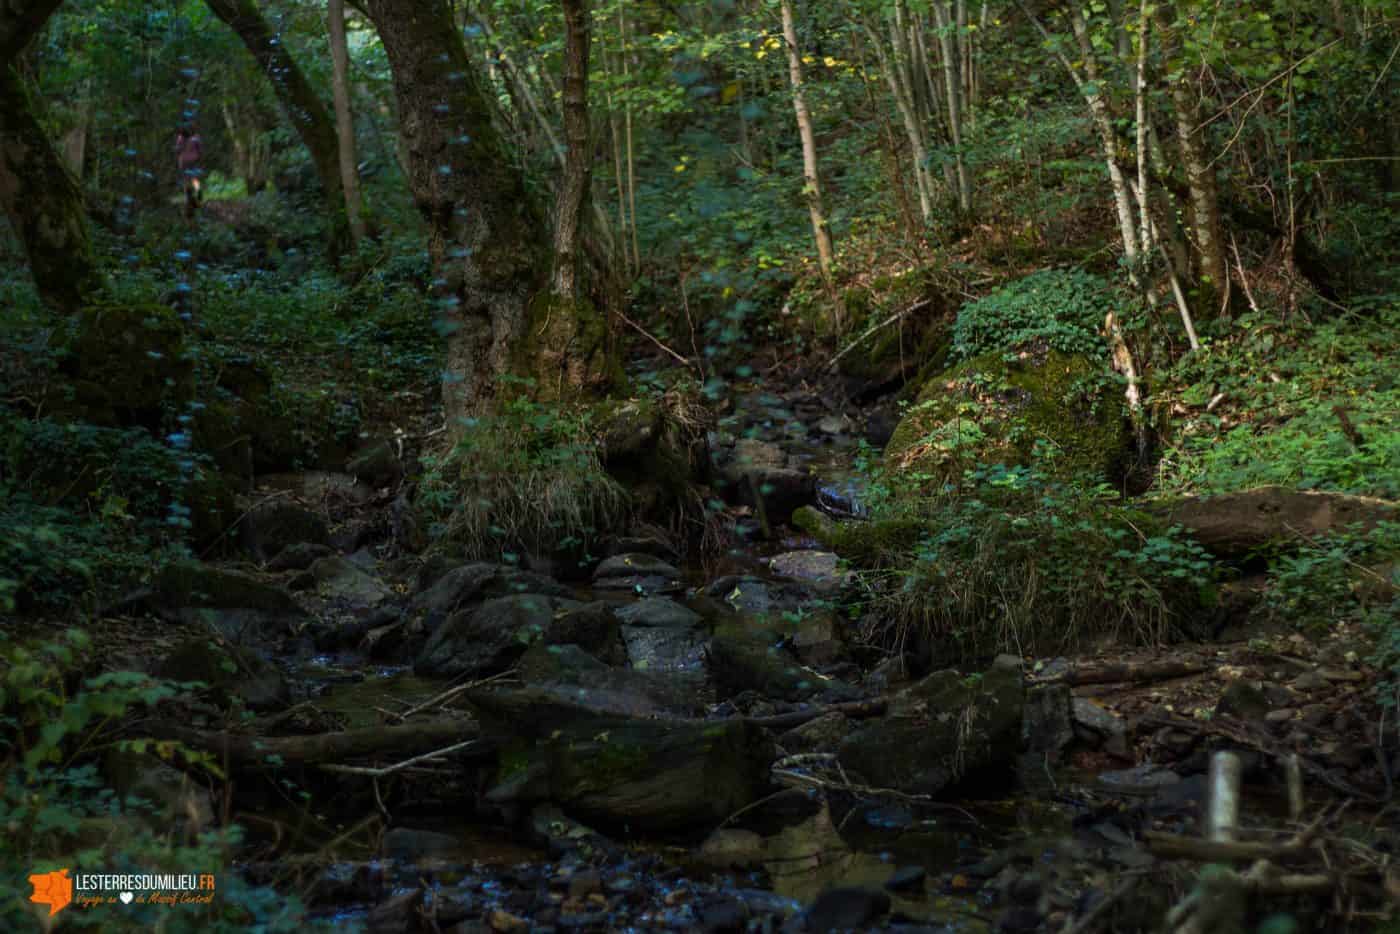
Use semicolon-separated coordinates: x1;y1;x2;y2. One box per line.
826;299;932;370
746;698;887;732
1034;658;1207;687
140;718;484;768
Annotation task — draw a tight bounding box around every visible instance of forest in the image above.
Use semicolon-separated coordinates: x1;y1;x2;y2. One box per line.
1;0;1398;930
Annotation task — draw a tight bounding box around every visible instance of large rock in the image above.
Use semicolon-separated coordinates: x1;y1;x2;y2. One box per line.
1155;486;1399;559
412;563;570;625
415;594;624;679
616;597;706;674
719;438;816;529
154;637;289;711
838;656;1024;795
592;553;682;593
239;500;329;562
708;628;842;703
471;687;774;830
518;643;703;717
885;349;1128;487
308;556;390;608
767;551;851;595
151;561;307;642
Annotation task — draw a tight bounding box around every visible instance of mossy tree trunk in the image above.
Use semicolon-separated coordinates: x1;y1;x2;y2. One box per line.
204;0;349;254
360;0;611;421
0;1;104;311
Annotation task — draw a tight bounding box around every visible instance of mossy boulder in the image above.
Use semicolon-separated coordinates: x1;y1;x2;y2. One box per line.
57;304;193;428
511;293;621;403
885;348;1128;487
153;636;290;711
596;392;711;520
837;656;1024;796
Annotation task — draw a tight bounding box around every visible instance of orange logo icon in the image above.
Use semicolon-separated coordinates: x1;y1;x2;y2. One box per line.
29;868;73;917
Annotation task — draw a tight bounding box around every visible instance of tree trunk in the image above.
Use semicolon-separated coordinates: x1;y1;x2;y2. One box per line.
1167;64;1230;316
932;1;971;212
204;0;349;253
360;0;607;419
0;64;103;311
779;0;836;294
552;0;590;301
328;0;366;245
0;0;62;61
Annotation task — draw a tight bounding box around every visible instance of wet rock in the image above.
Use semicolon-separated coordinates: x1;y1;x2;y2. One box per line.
329;518;375;554
1216;681;1272;720
413;563;570;625
768;551;851;595
816;414;853;436
704;575;811;619
604;535;680;563
1072;698;1130;758
518;643;700;716
240;500;329;562
865;654;912;693
1021;683;1074;769
700;894;749;932
382;827;465;863
154;637;289;711
594;552;681;581
266;542;335;572
368;888;423;934
805;887;890;933
838;656;1024;796
529;804;610;857
471;687;774;830
415;594;581;678
593;553;682;593
697;828;766;869
347;439;403;490
719;438;816;529
622;623;708;674
548;601;628;665
153;561;307;639
884;866;927;893
306;862;384;907
1096;764;1181;795
1292;669;1330;692
488;909;528;933
708;629;831;702
616;596;701;629
309;555;390;608
778;712;851;754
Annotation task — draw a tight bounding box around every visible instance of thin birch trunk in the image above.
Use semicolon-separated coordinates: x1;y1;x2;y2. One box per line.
780;0;836;291
865;16;932;222
551;0;590;300
329;0;366;245
1017;1;1142;415
619;0;640;270
932;1;971;211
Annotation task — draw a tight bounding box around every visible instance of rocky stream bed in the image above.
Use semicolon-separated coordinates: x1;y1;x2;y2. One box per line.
73;376;1399;933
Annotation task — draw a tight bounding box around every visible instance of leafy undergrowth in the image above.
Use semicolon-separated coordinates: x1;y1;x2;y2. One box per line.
1154;300;1400;499
417;392;631;566
819;456;1216;663
0;629;313;933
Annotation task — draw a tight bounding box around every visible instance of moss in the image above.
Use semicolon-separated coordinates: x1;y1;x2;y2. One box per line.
885;348;1128;487
510;292;620;403
57;303;193;428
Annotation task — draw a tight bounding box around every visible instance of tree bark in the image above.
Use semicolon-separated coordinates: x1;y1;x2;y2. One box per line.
360;0;606;418
204;0;348;252
779;0;836;293
328;0;367;245
0;62;104;311
552;0;590;301
1167;64;1230;316
932;1;972;212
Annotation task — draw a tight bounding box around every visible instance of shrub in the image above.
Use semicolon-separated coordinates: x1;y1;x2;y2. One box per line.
834;460;1216;662
950;268;1119;361
418;391;630;563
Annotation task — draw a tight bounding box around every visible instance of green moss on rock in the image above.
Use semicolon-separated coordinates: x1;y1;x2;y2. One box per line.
57;304;193;427
885;348;1128;487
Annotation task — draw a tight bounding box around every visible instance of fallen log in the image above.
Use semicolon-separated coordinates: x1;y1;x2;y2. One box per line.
467;687;775;831
1034;659;1207;687
1151;486;1398;558
746;698;887;731
140;718;483;769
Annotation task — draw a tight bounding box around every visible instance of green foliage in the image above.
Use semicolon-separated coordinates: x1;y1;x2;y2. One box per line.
0;629;311;932
951;269;1117;361
836;460;1216;661
418;390;630;563
1158;304;1400;498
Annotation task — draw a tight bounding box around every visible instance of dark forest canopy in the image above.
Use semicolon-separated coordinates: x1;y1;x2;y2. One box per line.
2;1;1399;931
